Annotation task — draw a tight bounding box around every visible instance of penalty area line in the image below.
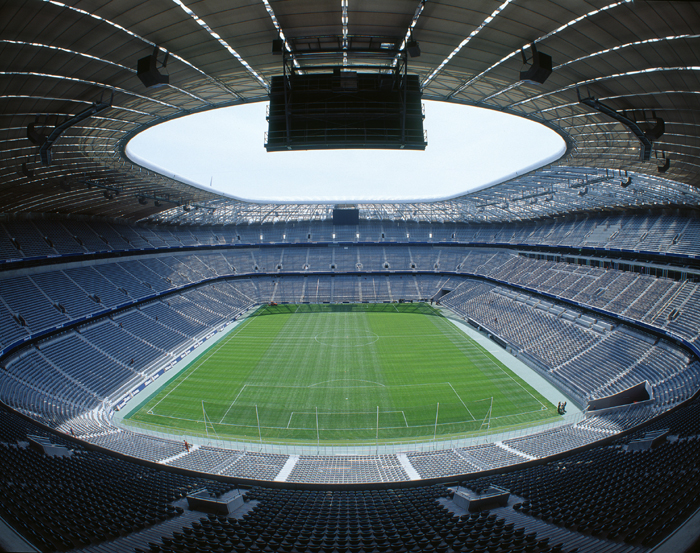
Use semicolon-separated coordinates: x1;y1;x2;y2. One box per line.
148;315;256;416
219;384;247;424
444;316;549;411
448;382;476;421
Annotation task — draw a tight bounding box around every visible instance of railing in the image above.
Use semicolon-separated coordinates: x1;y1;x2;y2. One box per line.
120;411;584;457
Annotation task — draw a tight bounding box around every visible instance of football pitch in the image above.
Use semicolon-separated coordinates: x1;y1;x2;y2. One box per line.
126;303;558;444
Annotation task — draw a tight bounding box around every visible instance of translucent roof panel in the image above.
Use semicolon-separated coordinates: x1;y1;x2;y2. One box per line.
1;0;699;221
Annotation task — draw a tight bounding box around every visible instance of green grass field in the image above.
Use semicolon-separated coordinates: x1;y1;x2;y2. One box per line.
127;303;558;444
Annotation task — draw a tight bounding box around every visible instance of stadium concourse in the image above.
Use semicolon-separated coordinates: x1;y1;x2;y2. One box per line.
2;1;700;553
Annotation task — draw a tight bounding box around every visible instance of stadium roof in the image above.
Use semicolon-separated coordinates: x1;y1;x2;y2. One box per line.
1;0;699;224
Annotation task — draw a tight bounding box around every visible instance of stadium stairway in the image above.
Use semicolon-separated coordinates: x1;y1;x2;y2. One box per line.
3;375;700;552
441;493;644;553
73;509;206;553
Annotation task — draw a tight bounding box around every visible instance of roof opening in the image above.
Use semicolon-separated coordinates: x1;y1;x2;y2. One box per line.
125;100;566;204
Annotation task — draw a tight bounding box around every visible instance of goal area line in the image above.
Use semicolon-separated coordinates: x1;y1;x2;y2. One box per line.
142;401;546;433
128;301;563;445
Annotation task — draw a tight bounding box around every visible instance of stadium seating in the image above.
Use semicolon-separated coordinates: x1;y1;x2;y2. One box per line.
1;215;700;551
0;223;697;497
463;396;700;548
4;0;700;546
0;405;236;552
4;400;698;552
3;212;700;263
1;235;698;451
1;267;695;488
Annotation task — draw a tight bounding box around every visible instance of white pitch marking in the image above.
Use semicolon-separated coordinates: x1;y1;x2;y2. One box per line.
149;316;256;416
219;384;247;424
440;315;549;411
448;382;475;421
136;405;545;435
226;334;445;339
308;379;386;388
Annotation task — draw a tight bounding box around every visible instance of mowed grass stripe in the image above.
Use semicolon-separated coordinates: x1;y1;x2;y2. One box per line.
146;310;289;420
426;314;547;419
128;303;558;443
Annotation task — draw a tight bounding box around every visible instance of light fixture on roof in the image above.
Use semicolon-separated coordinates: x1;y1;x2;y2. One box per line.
579;90;664;162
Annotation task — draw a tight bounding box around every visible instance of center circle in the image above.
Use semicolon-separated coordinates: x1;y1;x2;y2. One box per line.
314;329;379;347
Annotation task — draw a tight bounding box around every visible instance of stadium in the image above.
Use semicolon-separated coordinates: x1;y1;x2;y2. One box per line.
1;1;700;552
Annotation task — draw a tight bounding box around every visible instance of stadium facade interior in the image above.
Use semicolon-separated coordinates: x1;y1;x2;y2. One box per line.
1;1;700;552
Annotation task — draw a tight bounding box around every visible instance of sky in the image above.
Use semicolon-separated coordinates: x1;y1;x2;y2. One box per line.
125;100;566;204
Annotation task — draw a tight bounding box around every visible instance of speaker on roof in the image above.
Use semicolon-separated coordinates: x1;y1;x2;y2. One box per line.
407;40;421;58
645;116;665;141
137;47;169;88
520;43;552;85
27;122;47;145
21;162;34;178
272;39;284;55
